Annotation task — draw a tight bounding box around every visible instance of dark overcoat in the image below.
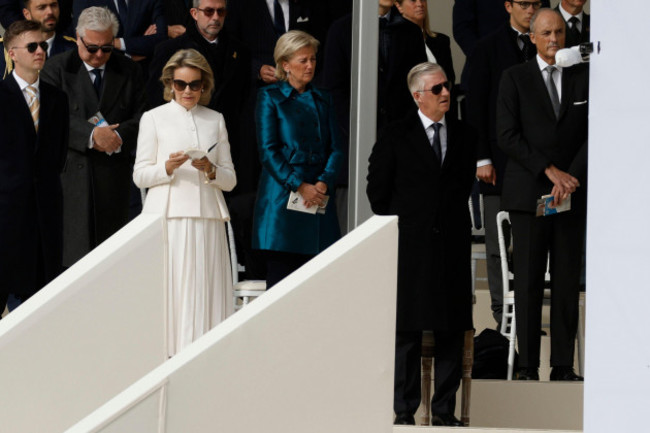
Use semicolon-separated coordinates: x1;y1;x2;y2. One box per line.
0;75;68;296
367;112;475;332
40;50;147;266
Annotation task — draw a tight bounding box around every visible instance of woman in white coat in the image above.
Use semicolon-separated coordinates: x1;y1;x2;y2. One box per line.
134;49;236;356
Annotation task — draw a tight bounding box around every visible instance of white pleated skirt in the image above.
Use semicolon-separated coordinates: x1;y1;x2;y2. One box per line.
166;218;232;356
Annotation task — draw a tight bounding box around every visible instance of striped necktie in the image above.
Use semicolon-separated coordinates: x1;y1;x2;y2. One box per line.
26;85;40;132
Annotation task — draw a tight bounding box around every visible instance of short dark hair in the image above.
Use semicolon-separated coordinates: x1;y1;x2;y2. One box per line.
3;20;42;49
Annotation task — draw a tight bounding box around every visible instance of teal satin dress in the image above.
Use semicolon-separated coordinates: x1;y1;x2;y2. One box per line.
252;81;343;255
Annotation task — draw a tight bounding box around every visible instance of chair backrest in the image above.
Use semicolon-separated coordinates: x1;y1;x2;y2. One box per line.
496;211;513;298
226;221;240;285
469;193;485;237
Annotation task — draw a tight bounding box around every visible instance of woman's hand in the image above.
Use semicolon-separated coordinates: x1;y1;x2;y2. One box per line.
192;156;216;180
165;151;189;175
298;182;327;208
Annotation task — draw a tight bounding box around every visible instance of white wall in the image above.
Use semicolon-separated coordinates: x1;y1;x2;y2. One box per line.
66;216;399;433
0;214;167;433
584;2;650;432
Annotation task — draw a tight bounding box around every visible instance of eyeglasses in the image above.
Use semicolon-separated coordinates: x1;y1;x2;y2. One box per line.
80;37;114;54
196;7;227;17
12;41;48;53
173;79;203;92
511;1;542;10
417;81;450;95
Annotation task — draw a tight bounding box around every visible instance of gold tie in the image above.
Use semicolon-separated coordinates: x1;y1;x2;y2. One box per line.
26;85;40;132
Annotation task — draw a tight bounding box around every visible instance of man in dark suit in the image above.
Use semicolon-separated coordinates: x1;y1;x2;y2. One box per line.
41;6;146;267
225;0;313;84
73;0;166;60
0;0;72;32
555;0;589;47
0;20;68;311
1;0;75;79
148;0;251;189
465;0;538;326
367;62;475;426
322;2;425;233
496;8;587;381
452;0;549;89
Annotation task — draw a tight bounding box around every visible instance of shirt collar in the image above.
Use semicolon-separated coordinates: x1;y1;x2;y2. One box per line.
536;54;562;73
558;3;584;23
83;61;106;73
418;109;446;130
12;70;39;91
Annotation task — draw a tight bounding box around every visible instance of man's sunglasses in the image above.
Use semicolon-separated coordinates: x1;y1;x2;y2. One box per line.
196;7;227;17
81;37;114;54
417;81;451;95
173;79;203;92
12;41;48;53
511;1;542;10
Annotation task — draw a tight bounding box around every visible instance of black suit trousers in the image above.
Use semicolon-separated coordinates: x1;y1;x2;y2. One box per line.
394;330;464;416
510;209;584;368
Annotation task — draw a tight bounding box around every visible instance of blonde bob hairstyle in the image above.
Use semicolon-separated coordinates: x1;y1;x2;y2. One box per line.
160;49;214;105
273;30;320;81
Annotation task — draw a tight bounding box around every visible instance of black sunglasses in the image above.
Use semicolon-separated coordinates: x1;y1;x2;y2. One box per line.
417;81;451;95
81;37;114;54
196;7;227;17
13;41;48;53
511;1;542;10
173;79;203;92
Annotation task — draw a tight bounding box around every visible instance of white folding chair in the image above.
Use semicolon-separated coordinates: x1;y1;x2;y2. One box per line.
497;211;583;380
468;194;486;296
226;221;266;313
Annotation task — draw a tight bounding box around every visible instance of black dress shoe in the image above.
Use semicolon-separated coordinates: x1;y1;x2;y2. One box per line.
515;367;539;380
430;413;464;426
394;412;415;425
550;366;584;381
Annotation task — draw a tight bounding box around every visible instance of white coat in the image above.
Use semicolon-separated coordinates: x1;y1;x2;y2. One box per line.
134;100;236;220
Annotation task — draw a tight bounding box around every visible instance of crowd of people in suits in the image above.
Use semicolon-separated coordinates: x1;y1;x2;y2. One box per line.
0;0;590;427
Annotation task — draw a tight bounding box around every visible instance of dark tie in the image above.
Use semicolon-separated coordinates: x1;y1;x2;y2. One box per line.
431;123;443;164
519;34;533;61
545;66;560;118
92;68;103;98
273;0;286;35
568;16;581;43
117;0;128;29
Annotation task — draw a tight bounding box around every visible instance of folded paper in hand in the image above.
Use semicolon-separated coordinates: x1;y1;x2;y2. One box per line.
287;191;328;215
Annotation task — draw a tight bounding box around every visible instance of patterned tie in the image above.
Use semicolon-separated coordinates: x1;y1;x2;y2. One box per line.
545;66;560;118
26;85;39;132
431;122;443;165
273;0;286;35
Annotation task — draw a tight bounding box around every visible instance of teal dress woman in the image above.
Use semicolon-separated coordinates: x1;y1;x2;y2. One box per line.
252;30;343;288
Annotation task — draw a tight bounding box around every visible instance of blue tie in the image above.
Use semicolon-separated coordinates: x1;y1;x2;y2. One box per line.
273;0;286;35
92;68;103;98
431;123;443;165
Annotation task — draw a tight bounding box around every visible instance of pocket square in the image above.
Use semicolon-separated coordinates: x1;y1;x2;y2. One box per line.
573;100;587;105
297;16;309;23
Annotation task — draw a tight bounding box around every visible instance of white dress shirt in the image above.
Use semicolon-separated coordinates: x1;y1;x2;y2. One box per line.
536;54;562;103
12;70;39;106
558;3;584;33
265;0;290;33
418;109;447;162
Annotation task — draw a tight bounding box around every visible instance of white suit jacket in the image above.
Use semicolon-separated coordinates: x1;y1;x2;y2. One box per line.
134;100;236;220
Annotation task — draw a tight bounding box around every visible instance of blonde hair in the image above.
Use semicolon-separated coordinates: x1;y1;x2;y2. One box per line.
273;30;319;81
395;0;437;38
160;49;214;105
